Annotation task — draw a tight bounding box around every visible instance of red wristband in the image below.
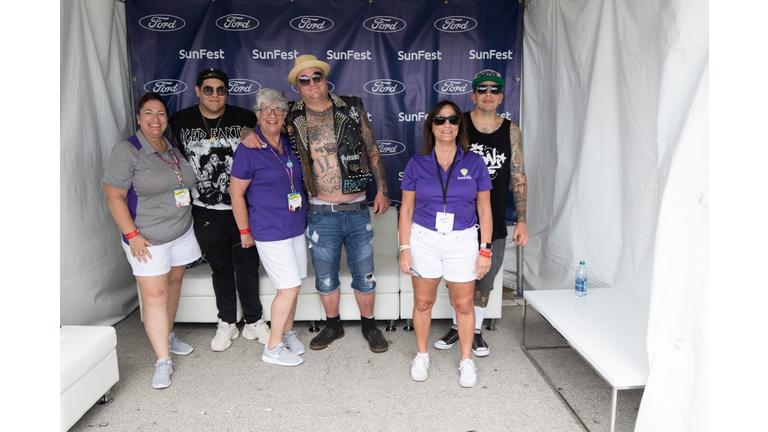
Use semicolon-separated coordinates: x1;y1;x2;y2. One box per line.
479;249;492;259
125;229;139;240
239;227;251;234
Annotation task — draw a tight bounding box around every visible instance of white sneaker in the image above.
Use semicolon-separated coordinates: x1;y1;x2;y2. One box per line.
459;359;477;388
211;319;239;352
410;353;430;382
262;342;303;366
242;318;270;344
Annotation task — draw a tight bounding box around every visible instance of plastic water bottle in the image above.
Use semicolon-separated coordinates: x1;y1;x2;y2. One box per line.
575;261;587;297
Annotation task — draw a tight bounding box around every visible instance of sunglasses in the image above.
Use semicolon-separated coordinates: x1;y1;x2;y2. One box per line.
433;115;460;126
297;72;324;86
257;107;285;116
202;85;227;96
475;85;502;95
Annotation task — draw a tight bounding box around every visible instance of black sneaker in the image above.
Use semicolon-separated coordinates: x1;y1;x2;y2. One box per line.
363;328;389;353
472;331;490;357
309;326;345;350
434;327;459;350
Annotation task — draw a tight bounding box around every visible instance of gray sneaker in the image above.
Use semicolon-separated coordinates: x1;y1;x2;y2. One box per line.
211;319;239;352
169;332;193;355
262;342;303;366
283;330;305;355
242;318;270;344
152;358;173;389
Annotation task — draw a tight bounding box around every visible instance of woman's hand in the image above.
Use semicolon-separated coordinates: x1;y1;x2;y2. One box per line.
240;232;255;248
128;234;154;263
475;251;492;280
399;249;414;275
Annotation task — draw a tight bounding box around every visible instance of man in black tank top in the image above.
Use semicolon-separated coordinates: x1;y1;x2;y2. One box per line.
434;69;529;357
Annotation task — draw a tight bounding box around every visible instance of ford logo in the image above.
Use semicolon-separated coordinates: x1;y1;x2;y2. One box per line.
434;16;478;33
363;16;406;33
290;16;334;32
292;81;335;93
228;79;261;95
363;79;406;96
215;14;259;31
139;15;186;32
433;79;473;95
144;79;187;95
377;140;406;156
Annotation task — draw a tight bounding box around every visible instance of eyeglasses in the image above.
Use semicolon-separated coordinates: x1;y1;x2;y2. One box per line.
202;85;227;96
474;85;502;95
297;72;324;86
257;107;286;116
433;115;460;126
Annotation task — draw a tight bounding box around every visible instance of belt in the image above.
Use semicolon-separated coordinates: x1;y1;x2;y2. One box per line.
308;202;367;212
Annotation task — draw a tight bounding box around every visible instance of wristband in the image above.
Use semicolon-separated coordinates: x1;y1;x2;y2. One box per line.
124;229;139;240
479;249;492;259
239;227;251;234
399;245;411;252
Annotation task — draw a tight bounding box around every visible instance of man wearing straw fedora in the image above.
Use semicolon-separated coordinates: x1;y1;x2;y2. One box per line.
242;54;390;353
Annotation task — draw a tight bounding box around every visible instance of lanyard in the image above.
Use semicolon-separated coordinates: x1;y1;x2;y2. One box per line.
267;140;296;193
435;149;458;213
155;148;184;188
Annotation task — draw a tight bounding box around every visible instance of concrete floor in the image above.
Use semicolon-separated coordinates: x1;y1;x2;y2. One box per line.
70;288;643;432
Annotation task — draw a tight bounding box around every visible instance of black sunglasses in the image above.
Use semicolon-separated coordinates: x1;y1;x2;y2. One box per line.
202;85;227;96
297;72;324;86
475;85;502;95
433;115;460;126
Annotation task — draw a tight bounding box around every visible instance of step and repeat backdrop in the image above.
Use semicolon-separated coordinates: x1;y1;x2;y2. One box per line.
126;0;523;218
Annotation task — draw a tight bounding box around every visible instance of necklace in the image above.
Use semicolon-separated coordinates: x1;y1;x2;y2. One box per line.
436;148;457;166
265;135;283;153
200;105;225;142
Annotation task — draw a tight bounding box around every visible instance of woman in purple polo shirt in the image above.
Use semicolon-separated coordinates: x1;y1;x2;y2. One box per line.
230;88;307;367
399;100;493;388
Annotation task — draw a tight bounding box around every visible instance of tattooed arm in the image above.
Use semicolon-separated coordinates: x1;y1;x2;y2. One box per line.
360;106;390;215
510;123;530;245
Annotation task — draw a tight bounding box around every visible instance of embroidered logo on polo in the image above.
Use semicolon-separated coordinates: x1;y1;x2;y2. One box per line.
139;15;185;32
456;168;473;180
144;79;187;95
290;16;334;32
470;143;507;180
215;14;259;31
228;79;260;96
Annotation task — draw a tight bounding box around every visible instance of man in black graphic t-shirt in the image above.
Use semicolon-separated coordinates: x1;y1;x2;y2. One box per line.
169;68;269;352
434;69;529;358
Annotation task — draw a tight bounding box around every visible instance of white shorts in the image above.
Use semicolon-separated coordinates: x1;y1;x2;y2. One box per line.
256;234;308;289
122;225;202;277
409;223;479;283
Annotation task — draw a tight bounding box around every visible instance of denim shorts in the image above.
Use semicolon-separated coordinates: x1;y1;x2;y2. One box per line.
306;207;375;295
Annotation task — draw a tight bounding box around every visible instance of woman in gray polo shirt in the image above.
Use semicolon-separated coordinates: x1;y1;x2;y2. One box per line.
103;92;201;389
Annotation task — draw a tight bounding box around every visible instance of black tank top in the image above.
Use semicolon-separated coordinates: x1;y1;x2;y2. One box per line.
464;112;512;241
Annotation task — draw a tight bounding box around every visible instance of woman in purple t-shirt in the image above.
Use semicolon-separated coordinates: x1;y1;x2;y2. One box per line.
399;100;493;388
230;89;307;367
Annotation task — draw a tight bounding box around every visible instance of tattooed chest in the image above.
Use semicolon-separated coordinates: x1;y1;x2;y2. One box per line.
308;124;342;194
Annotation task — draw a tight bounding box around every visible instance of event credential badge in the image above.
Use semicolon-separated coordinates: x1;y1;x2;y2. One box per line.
288;192;302;212
174;187;191;207
435;212;454;233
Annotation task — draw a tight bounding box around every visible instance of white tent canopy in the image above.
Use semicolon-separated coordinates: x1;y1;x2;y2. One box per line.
61;0;709;429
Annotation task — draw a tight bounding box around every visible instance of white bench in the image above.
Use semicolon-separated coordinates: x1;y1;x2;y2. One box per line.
60;326;119;432
140;208;401;329
522;288;649;432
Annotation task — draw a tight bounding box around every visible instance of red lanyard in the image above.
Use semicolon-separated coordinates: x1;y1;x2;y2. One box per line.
155;149;184;188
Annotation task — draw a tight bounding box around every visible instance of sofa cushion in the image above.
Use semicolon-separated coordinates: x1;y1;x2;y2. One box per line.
60;326;117;394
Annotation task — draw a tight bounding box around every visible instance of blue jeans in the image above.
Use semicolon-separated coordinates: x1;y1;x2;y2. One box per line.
306;208;375;295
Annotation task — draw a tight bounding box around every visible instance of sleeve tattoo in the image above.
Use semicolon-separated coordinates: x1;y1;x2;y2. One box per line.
510;125;527;223
360;107;388;196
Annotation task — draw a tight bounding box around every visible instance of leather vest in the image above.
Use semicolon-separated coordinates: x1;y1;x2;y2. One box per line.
286;92;372;197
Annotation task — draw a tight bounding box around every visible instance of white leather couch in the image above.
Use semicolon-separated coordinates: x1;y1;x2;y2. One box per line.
143;208;400;328
60;326;119;432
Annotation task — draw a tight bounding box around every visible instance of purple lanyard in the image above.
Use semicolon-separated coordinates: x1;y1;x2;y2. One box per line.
155;150;184;188
268;145;296;193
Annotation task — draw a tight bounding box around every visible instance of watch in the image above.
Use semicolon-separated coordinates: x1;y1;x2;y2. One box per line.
480;242;492;249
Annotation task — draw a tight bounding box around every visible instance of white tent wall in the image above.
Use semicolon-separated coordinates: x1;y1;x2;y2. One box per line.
61;0;137;325
523;0;708;429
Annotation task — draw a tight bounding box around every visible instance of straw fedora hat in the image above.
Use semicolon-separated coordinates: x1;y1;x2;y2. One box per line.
287;54;331;86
